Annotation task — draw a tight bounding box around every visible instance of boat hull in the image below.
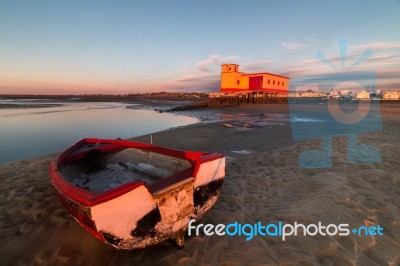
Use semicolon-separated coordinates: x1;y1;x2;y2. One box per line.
49;138;225;249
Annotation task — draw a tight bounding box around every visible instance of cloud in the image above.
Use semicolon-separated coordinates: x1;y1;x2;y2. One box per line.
376;69;400;79
170;69;221;92
167;73;220;92
298;43;399;71
350;41;400;51
368;54;396;61
282;35;316;51
172;43;400;92
241;60;272;72
282;42;308;50
177;74;219;82
195;54;240;72
279;40;400;91
169;54;240;91
172;56;290;92
224;55;240;61
280;65;324;77
196;54;221;72
176;57;271;86
286;62;400;91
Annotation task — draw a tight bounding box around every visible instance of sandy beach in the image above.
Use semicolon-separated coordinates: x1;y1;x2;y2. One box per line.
0;103;399;265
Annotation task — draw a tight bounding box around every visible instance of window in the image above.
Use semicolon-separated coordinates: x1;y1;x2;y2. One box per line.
282;82;285;86
268;79;270;84
273;80;275;85
278;81;280;86
237;80;240;85
229;67;231;71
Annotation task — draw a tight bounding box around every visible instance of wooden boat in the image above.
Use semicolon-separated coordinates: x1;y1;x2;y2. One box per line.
49;138;225;249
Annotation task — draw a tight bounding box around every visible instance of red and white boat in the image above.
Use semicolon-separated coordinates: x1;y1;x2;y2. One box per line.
49;138;225;249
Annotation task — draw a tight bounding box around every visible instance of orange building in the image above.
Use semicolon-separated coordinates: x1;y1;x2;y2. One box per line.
220;64;290;94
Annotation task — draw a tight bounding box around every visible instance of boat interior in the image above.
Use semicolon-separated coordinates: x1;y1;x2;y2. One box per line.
59;147;193;194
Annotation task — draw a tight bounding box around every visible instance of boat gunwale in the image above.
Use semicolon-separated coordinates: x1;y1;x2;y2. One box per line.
49;138;224;207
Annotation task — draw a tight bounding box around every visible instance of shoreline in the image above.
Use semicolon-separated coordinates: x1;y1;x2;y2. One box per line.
0;104;399;265
0;103;293;165
0;101;291;165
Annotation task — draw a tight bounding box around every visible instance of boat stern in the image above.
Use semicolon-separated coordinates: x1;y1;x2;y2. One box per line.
193;155;225;218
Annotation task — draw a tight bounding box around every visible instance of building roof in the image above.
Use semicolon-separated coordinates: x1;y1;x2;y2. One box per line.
220;63;290;79
243;72;290;79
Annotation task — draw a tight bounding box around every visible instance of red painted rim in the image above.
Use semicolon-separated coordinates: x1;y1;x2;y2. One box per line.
49;138;224;207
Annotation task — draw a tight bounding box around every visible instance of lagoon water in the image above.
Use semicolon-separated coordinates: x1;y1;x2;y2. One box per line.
0;99;198;164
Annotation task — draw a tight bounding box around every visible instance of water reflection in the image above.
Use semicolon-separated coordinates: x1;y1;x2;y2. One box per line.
0;101;198;163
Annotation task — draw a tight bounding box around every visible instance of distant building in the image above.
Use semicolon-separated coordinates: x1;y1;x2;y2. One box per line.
355;91;370;99
383;91;400;100
340;89;351;96
208;92;221;98
220;64;290;94
328;90;340;99
289;91;327;98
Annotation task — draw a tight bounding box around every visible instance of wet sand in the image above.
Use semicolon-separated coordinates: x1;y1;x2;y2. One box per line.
0;103;399;265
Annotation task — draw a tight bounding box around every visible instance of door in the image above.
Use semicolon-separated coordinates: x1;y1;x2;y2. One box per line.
249;76;263;90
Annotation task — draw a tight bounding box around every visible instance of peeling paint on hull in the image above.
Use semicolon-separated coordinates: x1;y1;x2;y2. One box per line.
49;138;225;250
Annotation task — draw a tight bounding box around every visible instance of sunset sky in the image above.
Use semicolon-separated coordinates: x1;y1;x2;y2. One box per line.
0;0;399;94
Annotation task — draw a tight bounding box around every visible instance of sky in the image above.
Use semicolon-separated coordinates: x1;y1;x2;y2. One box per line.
0;0;399;94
